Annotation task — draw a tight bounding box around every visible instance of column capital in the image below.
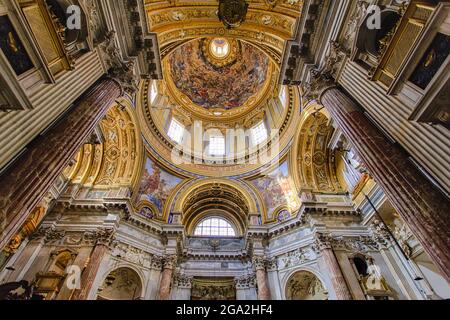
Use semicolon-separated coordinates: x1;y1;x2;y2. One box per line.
369;220;395;250
266;258;278;272
150;255;163;271
302;70;336;106
83;227;115;247
162;254;177;270
98;31;139;95
173;273;193;289
313;233;333;252
252;256;267;271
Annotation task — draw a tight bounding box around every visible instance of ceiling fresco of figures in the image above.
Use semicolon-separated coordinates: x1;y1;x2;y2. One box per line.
250;161;300;221
137;156;183;215
168;38;269;110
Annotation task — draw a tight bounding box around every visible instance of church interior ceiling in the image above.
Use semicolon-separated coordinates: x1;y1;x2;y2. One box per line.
52;0;344;230
0;0;449;303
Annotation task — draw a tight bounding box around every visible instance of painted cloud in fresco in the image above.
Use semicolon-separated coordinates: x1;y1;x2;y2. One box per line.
138;157;182;214
251;161;300;220
169;39;269;110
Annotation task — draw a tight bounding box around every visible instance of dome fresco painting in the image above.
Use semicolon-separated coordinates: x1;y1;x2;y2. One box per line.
169;38;269;110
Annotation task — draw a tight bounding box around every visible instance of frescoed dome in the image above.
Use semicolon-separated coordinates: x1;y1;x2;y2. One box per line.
168;38;270;110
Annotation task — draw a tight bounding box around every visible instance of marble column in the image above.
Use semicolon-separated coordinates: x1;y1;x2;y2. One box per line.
158;255;177;300
71;228;114;300
253;256;271;300
315;234;353;300
309;73;450;281
0;78;122;250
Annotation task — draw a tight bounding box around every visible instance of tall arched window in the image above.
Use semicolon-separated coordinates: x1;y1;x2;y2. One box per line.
150;81;158;104
194;217;236;237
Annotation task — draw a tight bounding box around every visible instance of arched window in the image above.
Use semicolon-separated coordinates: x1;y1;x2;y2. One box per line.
251;121;268;146
167;118;184;144
279;85;287;103
150;81;158;104
194;217;236;237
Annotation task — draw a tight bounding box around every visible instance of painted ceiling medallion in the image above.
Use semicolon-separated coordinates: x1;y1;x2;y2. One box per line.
218;0;249;29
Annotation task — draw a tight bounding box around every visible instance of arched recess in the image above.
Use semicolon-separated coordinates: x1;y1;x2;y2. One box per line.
284;270;329;300
291;104;343;193
172;179;258;232
64;97;143;194
96;267;143;300
355;8;401;57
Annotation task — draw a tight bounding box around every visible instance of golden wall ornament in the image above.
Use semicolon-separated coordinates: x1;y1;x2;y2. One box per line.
218;0;249;29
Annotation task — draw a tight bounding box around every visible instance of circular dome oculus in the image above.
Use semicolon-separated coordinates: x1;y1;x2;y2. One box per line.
210;38;230;59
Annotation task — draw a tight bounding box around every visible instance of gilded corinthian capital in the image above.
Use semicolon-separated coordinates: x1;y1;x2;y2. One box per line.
301;70;337;105
301;41;347;105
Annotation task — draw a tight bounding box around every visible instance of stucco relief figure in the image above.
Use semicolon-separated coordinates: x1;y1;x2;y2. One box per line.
361;259;392;297
286;271;328;300
97;268;142;300
343;1;369;52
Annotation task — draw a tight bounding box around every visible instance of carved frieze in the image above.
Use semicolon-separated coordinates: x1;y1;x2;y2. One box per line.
111;243;152;268
277;247;316;270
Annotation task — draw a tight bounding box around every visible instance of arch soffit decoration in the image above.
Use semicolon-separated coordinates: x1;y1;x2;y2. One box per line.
290;103;343;194
145;0;304;56
172;178;259;222
96;265;145;300
65;98;143;192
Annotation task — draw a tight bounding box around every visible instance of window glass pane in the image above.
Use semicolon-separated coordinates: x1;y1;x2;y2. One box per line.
150;82;158;104
193;217;236;237
167;119;184;144
209;135;225;156
251;122;268;145
279;86;287;103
